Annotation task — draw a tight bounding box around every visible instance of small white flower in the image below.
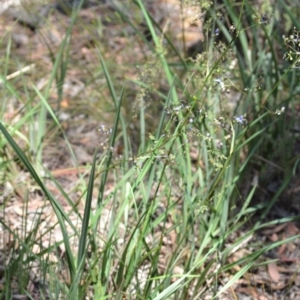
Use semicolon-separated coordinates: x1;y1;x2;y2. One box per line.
214;78;225;91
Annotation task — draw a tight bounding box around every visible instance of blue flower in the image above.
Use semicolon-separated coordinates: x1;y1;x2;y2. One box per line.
234;115;246;124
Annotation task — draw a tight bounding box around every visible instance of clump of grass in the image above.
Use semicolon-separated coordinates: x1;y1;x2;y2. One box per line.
1;0;300;299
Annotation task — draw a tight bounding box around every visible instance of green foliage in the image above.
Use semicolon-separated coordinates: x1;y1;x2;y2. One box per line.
1;0;300;299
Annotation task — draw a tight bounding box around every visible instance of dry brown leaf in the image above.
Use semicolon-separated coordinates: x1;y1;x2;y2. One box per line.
287;222;300;235
267;262;280;283
279;255;298;263
262;223;287;235
278;243;287;256
270;232;278;242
